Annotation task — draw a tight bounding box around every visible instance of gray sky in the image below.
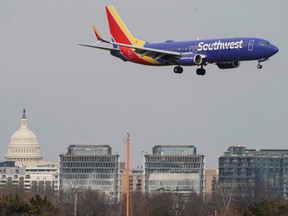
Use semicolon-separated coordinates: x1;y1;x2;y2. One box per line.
0;0;287;168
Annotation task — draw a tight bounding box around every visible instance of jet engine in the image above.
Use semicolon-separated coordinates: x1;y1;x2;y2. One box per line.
110;50;128;62
217;61;240;69
178;54;203;66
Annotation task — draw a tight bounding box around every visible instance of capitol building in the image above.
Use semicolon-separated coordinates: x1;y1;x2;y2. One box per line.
4;109;43;166
0;110;59;194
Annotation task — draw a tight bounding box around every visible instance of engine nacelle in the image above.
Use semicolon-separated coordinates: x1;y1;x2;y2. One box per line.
217;61;240;69
178;54;203;66
110;50;128;62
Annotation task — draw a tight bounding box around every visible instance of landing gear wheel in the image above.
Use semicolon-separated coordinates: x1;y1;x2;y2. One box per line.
173;66;183;74
196;68;206;76
257;64;263;69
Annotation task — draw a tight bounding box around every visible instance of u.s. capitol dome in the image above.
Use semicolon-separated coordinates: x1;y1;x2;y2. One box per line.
4;109;43;166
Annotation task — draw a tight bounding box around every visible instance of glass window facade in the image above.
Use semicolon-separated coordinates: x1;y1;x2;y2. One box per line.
153;145;196;155
67;145;111;155
59;145;120;202
145;145;204;196
219;146;288;198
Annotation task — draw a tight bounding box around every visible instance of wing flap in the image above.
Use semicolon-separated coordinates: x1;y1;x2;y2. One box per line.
134;49;179;65
112;41;180;57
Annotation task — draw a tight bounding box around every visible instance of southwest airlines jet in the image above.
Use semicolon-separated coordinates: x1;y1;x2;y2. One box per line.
79;5;279;75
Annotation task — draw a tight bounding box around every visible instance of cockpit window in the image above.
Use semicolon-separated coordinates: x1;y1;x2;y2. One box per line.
259;41;270;46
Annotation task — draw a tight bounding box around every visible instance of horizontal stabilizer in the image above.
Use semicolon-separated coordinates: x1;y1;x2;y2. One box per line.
78;44;119;51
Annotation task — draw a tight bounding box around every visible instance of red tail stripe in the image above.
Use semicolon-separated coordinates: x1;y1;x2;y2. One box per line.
106;7;131;45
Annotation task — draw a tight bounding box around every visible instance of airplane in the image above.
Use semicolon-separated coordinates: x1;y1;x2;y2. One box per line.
79;5;279;75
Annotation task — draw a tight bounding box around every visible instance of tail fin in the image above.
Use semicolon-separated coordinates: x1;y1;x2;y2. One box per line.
105;5;144;46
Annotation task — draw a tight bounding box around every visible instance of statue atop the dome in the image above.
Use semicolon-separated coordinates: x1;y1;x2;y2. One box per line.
22;108;26;119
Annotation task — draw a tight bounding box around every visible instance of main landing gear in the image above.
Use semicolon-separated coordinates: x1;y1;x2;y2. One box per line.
173;65;206;75
173;66;183;74
196;65;206;76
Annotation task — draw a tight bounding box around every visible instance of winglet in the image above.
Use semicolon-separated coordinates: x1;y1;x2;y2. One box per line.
92;25;110;44
92;25;104;41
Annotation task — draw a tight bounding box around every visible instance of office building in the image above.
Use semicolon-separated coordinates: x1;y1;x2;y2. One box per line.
24;163;59;194
59;145;120;202
219;145;288;198
204;168;217;201
144;145;205;196
0;161;58;194
120;167;145;196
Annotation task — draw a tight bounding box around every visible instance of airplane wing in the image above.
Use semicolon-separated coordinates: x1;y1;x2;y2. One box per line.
79;41;181;64
80;25;183;64
109;41;181;63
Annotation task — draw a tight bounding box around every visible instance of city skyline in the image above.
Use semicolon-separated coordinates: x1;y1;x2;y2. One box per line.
1;110;287;170
0;1;287;168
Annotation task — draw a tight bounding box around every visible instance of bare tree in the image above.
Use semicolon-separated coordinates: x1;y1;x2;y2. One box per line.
131;192;149;216
117;192;150;216
146;192;178;216
173;193;186;216
213;181;239;216
76;189;117;216
182;192;205;216
231;179;276;210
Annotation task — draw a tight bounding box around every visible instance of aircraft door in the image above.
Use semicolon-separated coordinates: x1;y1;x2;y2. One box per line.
248;40;254;51
190;46;194;53
190;45;198;53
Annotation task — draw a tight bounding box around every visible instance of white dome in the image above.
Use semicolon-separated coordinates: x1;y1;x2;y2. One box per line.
5;110;43;166
10;118;38;145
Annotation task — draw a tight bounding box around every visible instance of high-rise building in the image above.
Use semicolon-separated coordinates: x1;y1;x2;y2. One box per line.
59;145;120;202
219;145;288;198
144;145;205;196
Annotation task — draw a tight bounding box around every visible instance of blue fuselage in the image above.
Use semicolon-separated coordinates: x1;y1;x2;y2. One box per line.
144;37;278;65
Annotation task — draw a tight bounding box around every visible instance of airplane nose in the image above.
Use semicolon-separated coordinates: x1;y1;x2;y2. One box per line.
271;45;279;55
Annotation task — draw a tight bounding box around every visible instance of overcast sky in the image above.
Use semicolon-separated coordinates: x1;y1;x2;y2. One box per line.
0;0;287;168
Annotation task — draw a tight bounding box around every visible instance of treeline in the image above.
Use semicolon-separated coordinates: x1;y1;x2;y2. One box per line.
1;187;288;215
0;187;62;215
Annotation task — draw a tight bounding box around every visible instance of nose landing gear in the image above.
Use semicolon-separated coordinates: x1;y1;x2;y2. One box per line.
257;58;268;69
